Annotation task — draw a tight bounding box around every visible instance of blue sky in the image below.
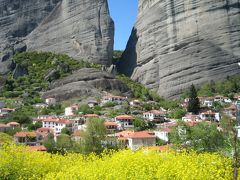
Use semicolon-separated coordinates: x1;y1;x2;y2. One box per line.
108;0;138;50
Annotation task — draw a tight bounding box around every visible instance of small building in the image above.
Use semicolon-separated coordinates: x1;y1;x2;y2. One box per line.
115;115;134;129
130;100;142;107
104;121;118;134
45;97;56;105
143;110;166;123
42;118;74;134
224;104;237;118
199;97;214;107
88;100;99;108
126;131;156;150
154;128;172;142
14;132;40;146
33;103;48;109
102;95;127;105
200;111;220;122
71;130;83;141
6;122;20;129
0;124;10;132
182;114;201;122
29;145;47;152
65;105;79;116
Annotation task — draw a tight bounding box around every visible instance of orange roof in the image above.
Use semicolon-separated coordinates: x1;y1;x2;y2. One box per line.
225;104;237;110
0;123;10;128
127;131;155;139
7;122;20;126
29;146;47;151
15;132;37;137
37;128;53;132
116;130;134;137
1;108;15;111
201;111;216;115
104;121;118;126
84;114;99;118
115;115;134;120
143;110;166;115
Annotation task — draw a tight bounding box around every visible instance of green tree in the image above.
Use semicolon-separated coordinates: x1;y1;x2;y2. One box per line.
134;117;147;131
61;128;71;135
170;122;225;152
43;133;56;153
187;84;200;114
82;118;106;154
56;134;72;153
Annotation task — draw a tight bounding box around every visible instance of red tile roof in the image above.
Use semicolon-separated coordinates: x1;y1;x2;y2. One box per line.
143;110;166;115
127;131;155;139
29;146;47;151
0;124;10;128
104;121;118;127
115;115;134;120
7;122;20;126
15;132;37;137
84;114;99;118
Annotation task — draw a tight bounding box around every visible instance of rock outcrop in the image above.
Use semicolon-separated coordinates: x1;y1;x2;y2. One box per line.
118;0;240;98
42;68;131;101
0;0;114;74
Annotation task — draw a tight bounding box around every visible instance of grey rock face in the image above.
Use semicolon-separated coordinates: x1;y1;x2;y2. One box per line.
42;68;130;101
0;0;114;74
26;0;114;66
118;0;240;98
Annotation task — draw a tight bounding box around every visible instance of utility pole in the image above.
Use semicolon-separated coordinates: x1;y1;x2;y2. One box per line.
233;100;240;180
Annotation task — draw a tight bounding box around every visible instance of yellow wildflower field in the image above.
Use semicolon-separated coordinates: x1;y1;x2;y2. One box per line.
0;145;234;180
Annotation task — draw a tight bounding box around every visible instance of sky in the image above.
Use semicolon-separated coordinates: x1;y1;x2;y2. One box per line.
108;0;138;50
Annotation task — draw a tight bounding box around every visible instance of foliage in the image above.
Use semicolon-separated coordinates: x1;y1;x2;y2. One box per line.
0;51;100;103
82;118;107;154
61;128;71;136
27;122;42;131
5;127;22;136
187;84;200;114
40;104;63;115
168;108;186;119
0;145;234;179
43;133;56;153
112;50;124;63
170;122;226;152
78;104;94;114
198;75;240;97
117;75;180;110
133;117;148;131
0;133;13;145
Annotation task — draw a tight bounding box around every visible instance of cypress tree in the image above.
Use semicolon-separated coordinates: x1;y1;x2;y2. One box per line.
187;84;200;114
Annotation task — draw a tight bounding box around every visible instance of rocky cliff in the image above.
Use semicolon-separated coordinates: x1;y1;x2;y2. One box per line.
0;0;114;74
42;68;131;101
118;0;240;98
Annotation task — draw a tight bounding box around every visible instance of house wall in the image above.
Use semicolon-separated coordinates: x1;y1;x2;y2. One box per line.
128;138;156;150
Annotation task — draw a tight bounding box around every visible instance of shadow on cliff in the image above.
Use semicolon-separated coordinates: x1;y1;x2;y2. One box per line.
116;27;138;77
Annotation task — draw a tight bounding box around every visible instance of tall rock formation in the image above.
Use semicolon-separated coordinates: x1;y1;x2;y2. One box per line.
0;0;114;74
118;0;240;98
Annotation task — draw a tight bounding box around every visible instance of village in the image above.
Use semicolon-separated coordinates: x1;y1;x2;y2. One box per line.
0;92;240;152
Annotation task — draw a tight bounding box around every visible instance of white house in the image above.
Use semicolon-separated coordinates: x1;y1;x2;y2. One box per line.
42;118;74;134
154;128;172;142
143;110;166;123
65;105;79;116
182;114;201;122
200;111;220;122
102;95;127;105
198;97;214;107
125;131;156;150
115;115;134;129
45;97;56;105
